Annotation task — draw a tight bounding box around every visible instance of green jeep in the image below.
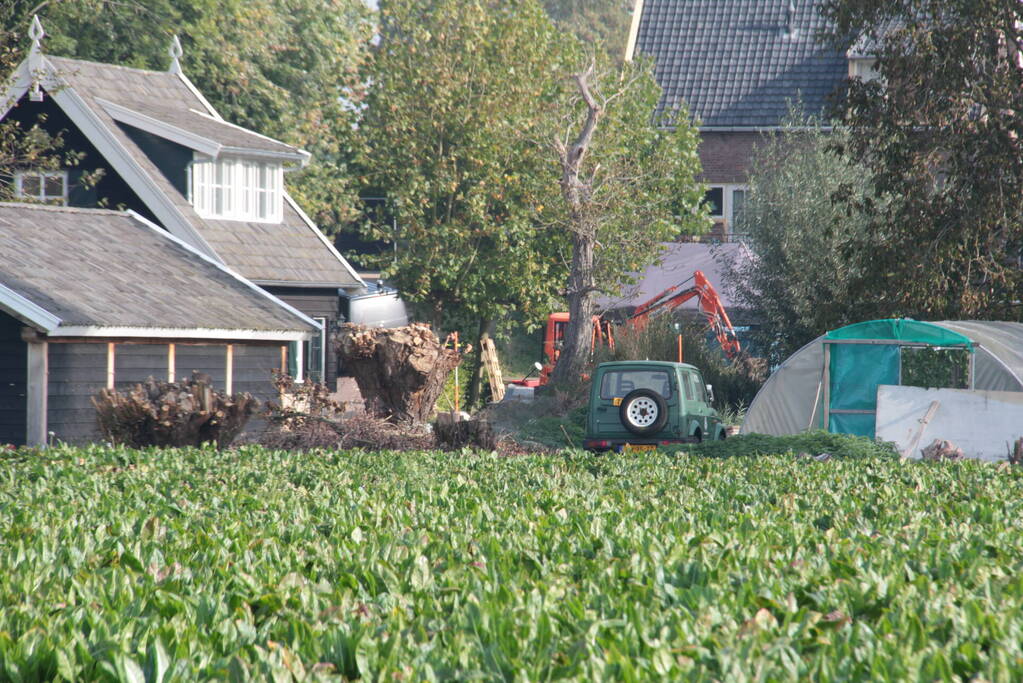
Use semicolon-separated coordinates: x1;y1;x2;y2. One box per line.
583;361;725;452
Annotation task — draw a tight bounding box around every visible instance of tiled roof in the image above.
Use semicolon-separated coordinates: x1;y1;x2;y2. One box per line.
38;55;361;287
0;203;316;333
633;0;849;128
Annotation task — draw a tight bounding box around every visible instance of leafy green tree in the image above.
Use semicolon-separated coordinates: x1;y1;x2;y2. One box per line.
725;122;880;366
1;0;372;229
819;0;1023;321
546;58;708;384
354;0;576;407
542;0;633;60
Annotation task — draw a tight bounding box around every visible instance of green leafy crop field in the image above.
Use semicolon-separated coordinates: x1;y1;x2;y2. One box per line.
3;444;1023;681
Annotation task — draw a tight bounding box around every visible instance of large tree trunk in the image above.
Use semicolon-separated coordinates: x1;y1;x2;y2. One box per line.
549;63;603;386
336;323;461;423
550;232;597;385
465;317;494;410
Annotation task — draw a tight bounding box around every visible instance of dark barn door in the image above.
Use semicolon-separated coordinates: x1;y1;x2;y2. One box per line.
0;312;27;446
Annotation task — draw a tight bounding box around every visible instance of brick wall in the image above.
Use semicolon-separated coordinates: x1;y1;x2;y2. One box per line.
697;131;763;184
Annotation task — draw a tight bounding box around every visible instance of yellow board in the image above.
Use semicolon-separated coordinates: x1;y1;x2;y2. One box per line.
623;443;656;453
480;338;505;402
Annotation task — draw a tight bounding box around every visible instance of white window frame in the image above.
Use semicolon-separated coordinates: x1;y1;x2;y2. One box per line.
14;169;68;205
707;183;748;232
305;317;327;384
189;155;283;223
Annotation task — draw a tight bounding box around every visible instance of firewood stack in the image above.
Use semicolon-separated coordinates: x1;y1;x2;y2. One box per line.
336;323;462;423
93;371;259;448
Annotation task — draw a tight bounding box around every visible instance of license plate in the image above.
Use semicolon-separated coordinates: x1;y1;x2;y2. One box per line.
623;444;656;453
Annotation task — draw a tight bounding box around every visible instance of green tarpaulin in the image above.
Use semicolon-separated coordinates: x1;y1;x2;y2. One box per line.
827;319;973;349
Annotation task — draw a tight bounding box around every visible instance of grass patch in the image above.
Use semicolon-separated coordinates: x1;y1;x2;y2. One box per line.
671;431;900;459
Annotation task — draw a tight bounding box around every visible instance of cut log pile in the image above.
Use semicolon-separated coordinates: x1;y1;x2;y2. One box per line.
336;323;461;423
93;372;259;448
920;438;964;461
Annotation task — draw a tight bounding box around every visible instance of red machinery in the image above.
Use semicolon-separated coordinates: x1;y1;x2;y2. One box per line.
511;270;740;387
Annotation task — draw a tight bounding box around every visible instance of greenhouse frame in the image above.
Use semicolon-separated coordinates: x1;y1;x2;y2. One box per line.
742;319;1023;437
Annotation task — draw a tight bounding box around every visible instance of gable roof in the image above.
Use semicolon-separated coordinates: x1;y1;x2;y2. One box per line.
629;0;849;128
1;50;363;288
0;203;318;340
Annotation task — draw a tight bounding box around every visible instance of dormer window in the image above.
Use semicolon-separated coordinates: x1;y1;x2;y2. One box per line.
190;157;282;222
14;170;67;205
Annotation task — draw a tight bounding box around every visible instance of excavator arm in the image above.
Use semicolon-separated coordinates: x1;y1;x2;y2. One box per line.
628;270;741;359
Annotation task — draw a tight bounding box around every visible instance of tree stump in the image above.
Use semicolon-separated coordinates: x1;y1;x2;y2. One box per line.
336;323;461;423
434;412;497;450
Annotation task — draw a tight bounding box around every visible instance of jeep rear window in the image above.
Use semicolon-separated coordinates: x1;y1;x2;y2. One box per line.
599;369;673;399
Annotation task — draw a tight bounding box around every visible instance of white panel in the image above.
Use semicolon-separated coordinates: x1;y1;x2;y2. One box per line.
876;385;1023;461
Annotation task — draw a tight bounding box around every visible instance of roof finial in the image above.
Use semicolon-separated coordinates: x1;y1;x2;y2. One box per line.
29;15;45;53
168;35;183;74
28;15;46;101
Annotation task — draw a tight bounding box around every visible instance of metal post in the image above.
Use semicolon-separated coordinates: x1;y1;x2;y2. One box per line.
822;342;831;432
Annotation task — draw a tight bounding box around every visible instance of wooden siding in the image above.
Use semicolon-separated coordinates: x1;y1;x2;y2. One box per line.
115;343;170;385
0;312;27;446
174;344;227;387
233;344;284;403
46;341;284;445
47;343;105;444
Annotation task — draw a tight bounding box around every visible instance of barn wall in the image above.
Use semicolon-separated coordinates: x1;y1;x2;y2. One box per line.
0;312;27;446
115;344;170;385
47;340;285;445
233;344;285;403
174;344;228;387
47;343;106;445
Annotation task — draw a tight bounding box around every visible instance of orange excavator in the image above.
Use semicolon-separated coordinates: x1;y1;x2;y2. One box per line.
512;271;741;387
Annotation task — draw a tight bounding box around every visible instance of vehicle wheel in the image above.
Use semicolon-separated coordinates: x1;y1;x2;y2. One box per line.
693;428;702;443
618;389;668;436
719;428;726;440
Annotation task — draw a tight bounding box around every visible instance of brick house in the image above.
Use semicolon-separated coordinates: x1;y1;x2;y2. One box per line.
626;0;850;239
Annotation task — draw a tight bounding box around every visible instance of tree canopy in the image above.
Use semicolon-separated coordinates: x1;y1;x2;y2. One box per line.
726;121;881;366
819;0;1023;321
542;0;633;61
354;0;572;331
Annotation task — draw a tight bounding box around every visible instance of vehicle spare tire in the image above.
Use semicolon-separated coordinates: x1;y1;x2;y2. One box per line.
619;389;668;436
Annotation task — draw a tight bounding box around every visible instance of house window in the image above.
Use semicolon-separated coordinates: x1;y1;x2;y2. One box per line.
703;184;749;237
14;170;67;205
190;157;282;222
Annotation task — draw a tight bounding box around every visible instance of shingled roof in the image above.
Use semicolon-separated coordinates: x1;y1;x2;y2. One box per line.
631;0;849;128
1;51;362;288
0;203;317;339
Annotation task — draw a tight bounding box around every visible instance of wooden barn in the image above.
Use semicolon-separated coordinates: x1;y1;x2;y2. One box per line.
1;24;365;386
0;203;319;447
